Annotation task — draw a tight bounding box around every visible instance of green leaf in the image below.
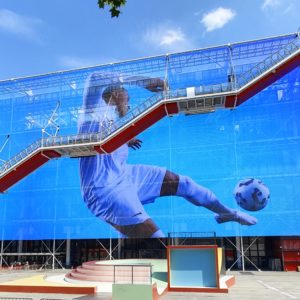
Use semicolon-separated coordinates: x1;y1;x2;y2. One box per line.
110;7;120;17
98;0;105;9
97;0;127;18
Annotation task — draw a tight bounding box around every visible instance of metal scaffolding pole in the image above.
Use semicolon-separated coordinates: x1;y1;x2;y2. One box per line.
226;236;261;272
39;240;65;270
241;236;245;272
66;239;71;267
0;240;3;267
52;239;55;270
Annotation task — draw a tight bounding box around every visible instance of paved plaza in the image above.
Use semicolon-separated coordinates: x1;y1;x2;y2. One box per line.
0;269;299;299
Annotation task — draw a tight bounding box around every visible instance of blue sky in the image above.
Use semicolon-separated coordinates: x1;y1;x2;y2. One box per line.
0;0;299;80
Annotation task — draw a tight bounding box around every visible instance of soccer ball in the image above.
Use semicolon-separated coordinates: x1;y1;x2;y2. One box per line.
234;178;270;211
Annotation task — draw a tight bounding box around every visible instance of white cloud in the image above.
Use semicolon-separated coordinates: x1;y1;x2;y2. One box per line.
58;56;93;69
201;7;236;32
0;9;42;39
159;29;185;46
261;0;295;14
58;55;117;69
261;0;281;11
143;25;193;52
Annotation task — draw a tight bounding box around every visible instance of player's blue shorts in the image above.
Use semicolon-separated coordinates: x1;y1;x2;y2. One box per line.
84;164;166;226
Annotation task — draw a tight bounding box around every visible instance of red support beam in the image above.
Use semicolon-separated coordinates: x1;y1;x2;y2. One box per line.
225;52;300;108
0;150;61;193
95;102;178;154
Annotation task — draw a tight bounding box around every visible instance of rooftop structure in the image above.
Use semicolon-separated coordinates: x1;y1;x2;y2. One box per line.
0;32;299;192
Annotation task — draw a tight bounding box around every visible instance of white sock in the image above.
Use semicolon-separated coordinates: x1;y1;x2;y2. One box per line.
176;175;217;207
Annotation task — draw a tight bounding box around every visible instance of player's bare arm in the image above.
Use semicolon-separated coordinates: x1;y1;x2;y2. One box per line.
126;76;165;92
144;77;165;92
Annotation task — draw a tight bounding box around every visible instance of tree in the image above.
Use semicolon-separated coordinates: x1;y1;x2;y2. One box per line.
98;0;127;18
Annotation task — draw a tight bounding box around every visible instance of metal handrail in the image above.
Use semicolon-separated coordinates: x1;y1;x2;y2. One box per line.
237;38;300;87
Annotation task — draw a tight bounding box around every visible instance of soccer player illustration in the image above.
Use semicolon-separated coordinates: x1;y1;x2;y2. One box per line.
78;73;257;238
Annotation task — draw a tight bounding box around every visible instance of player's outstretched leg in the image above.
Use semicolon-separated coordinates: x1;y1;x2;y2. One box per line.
215;210;257;225
175;175;257;226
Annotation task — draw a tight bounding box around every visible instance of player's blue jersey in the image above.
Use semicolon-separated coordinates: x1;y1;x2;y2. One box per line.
79;119;128;187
